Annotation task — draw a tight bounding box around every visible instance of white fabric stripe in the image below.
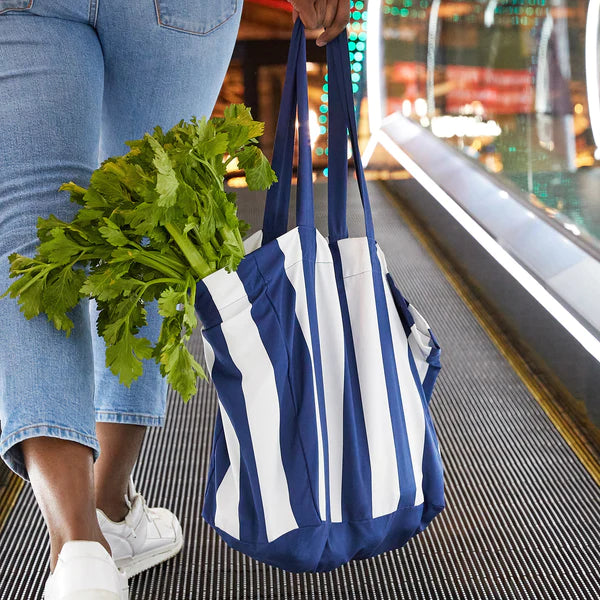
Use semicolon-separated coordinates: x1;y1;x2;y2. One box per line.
203;336;216;379
200;266;248;313
377;254;426;506
338;238;401;518
204;272;298;542
214;404;241;538
314;234;345;522
277;228;327;521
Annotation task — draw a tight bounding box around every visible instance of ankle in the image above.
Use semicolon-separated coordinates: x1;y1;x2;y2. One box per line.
50;529;111;573
96;497;130;523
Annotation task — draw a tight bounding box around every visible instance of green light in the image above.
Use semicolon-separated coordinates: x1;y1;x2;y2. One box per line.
384;6;390;13
320;105;328;113
352;63;362;72
349;51;355;61
354;52;363;62
323;168;329;177
356;0;364;8
325;148;328;155
349;41;356;51
323;83;328;92
351;73;360;82
356;41;365;51
362;11;367;19
349;32;358;40
391;6;400;15
319;115;327;124
316;147;324;156
358;32;367;40
404;0;412;5
400;8;409;16
321;93;328;103
352;22;361;31
324;73;328;81
352;83;359;93
353;10;361;19
319;125;327;134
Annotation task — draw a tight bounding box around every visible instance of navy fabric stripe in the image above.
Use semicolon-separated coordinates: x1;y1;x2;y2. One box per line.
195;279;223;329
406;346;445;525
368;242;417;508
198;293;268;543
251;240;323;527
212;409;230;491
201;408;227;526
298;226;331;522
329;241;372;521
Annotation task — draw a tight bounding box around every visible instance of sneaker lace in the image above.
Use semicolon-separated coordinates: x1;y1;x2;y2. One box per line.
125;493;156;539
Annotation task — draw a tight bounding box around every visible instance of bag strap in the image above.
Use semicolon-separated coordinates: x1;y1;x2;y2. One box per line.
262;20;314;245
262;19;375;244
326;32;376;242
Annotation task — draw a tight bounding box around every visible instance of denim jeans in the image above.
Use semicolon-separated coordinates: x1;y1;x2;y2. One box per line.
0;0;242;481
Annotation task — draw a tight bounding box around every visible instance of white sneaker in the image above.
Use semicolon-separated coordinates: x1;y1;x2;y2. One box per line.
43;540;129;600
96;476;183;578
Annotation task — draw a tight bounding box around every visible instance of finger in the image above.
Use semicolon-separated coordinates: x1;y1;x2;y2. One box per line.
316;0;349;46
292;0;320;29
315;0;328;27
323;0;338;29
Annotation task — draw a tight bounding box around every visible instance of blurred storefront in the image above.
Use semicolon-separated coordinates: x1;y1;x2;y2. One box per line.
368;0;600;253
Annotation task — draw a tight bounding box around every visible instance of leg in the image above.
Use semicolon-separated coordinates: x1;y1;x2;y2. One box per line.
94;423;147;522
0;6;105;572
90;0;243;493
21;438;111;572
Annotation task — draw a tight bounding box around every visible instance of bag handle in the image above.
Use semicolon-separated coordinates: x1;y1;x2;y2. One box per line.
326;31;376;242
262;19;375;244
262;20;314;245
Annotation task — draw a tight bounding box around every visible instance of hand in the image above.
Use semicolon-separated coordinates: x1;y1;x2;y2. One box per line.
288;0;350;46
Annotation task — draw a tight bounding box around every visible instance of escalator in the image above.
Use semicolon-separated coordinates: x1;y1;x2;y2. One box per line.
1;180;599;600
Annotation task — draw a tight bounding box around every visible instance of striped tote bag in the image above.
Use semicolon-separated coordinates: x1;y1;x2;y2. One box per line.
194;21;445;573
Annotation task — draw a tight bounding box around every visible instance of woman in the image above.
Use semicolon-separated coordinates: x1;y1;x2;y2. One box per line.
0;0;349;598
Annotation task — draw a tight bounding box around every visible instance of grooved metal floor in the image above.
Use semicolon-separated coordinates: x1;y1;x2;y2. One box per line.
1;181;599;599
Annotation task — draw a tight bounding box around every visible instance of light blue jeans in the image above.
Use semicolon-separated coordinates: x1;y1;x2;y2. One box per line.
0;0;242;481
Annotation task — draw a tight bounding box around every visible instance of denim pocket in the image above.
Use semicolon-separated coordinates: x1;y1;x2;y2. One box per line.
0;0;33;15
155;0;238;35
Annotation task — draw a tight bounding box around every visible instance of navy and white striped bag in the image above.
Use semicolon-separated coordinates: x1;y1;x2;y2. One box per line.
195;21;445;573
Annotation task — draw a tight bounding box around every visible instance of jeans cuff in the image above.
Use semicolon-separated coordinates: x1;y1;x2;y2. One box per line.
0;424;101;482
95;410;165;427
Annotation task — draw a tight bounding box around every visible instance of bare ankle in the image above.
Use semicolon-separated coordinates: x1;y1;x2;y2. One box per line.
96;497;130;523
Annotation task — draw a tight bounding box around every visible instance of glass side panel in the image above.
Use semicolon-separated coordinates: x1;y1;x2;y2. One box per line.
370;0;600;252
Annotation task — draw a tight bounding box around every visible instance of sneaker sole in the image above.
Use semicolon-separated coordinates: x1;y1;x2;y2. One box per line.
61;592;123;600
114;534;184;579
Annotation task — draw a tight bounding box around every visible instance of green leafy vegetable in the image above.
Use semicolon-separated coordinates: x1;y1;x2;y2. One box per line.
1;105;277;401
